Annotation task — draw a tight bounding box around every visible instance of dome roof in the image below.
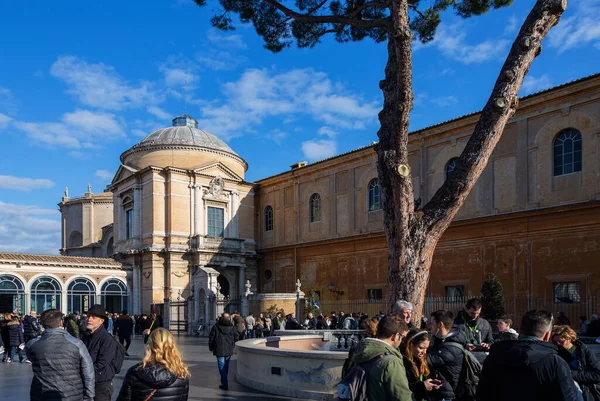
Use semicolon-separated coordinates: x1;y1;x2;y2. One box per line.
131;114;237;156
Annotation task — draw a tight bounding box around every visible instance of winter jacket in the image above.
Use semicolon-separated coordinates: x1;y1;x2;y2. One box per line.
567;340;600;401
116;363;189;401
245;315;255;330
454;310;494;345
286;317;302;330
402;355;430;401
209;318;239;357
26;328;95;401
343;317;358;330
0;320;9;348
427;331;467;400
116;314;134;337
588;320;600;337
8;320;24;346
82;324;118;383
350;338;412;401
476;338;580;401
23;315;42;339
233;315;246;336
305;317;317;329
65;315;80;339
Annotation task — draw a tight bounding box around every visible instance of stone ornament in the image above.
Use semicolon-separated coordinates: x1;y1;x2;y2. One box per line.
204;176;227;200
244;279;253;297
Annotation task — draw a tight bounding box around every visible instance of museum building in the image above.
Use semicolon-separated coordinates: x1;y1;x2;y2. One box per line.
0;73;598;324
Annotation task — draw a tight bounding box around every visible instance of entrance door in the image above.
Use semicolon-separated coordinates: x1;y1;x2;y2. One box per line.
0;294;14;313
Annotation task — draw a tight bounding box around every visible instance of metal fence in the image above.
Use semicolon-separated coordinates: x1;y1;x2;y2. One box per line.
313;296;600;329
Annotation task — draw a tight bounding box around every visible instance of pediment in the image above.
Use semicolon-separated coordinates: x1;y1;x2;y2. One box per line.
111;165;134;185
194;162;242;182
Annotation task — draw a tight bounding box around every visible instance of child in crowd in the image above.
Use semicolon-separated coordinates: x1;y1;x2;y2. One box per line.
497;315;519;340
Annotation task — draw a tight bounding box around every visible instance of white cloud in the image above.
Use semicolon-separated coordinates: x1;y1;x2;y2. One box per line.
415;23;510;64
266;130;289;144
196;50;248;71
147;106;171;120
0;87;18;115
0;113;11;130
197;68;380;140
95;170;114;180
50;56;161;110
14;109;126;149
318;126;337;138
301;139;337;162
207;29;247;49
0;201;61;255
547;0;600;53
431;95;458;107
159;55;200;88
520;74;553;95
0;175;55;191
504;15;519;36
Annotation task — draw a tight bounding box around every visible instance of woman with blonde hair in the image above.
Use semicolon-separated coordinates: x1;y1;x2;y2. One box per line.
117;328;189;401
401;329;442;401
552;325;600;401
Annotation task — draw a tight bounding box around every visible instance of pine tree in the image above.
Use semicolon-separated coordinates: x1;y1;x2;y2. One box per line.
481;274;505;320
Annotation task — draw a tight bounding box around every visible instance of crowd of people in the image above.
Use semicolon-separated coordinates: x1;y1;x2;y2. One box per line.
0;306;188;401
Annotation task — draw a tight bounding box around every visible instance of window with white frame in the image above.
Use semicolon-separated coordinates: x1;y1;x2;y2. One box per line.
264;205;274;232
554;129;582;176
368;179;382;211
207;207;225;237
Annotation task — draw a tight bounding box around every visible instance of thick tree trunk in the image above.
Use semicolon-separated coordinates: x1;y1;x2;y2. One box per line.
377;0;567;323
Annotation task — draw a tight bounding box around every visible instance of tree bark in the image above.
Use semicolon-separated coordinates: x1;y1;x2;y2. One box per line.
377;0;567;322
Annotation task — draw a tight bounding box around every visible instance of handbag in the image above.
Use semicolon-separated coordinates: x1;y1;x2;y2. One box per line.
143;389;157;401
143;320;155;336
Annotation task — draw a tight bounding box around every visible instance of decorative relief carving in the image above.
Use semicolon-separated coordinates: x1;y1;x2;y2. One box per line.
204;176;228;200
143;271;152;279
172;270;186;278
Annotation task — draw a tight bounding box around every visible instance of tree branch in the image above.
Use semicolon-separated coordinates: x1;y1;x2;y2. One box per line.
347;0;390;18
263;0;388;28
421;0;567;234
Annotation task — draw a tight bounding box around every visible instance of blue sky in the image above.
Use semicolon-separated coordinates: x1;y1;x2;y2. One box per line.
0;0;599;254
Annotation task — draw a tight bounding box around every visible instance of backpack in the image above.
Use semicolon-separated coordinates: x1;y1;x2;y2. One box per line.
337;354;392;401
445;342;482;401
112;337;127;374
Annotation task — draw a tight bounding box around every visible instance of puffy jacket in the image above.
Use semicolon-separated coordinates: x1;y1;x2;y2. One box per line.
116;363;189;401
23;315;42;339
454;310;494;345
209;318;238;357
568;340;600;401
26;328;95;401
427;331;467;400
82;324;118;383
350;338;412;401
8;319;24;346
65;315;80;339
116;315;134;336
476;338;579;401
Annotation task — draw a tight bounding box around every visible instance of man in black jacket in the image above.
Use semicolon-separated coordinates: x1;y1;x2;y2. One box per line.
428;310;467;401
82;304;118;401
27;309;95;401
209;313;239;390
476;309;580;401
115;310;133;354
454;298;494;352
23;311;42;343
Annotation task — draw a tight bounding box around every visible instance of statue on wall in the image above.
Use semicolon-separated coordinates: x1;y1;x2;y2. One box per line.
64;187;69;197
204;176;226;200
87;184;92;193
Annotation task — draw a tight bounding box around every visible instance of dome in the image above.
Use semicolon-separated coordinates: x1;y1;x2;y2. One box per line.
120;114;247;175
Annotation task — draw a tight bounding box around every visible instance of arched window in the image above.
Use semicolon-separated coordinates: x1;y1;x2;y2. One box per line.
31;277;62;313
554;129;582;176
100;279;128;313
309;193;321;223
68;278;96;314
264;205;274;232
368;179;382;211
0;275;25;314
69;231;83;247
445;158;459;181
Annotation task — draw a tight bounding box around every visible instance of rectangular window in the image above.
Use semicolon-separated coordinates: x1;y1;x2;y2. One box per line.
126;209;134;239
368;289;383;303
207;207;225;237
445;285;465;300
553;281;581;304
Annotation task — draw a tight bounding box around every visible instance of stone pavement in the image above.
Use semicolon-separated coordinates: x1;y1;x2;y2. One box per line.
0;335;301;401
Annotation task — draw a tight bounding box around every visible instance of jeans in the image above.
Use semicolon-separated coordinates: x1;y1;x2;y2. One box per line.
246;329;254;339
217;356;231;385
10;346;25;361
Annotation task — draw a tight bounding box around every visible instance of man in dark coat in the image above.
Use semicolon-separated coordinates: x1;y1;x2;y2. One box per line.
428;310;467;401
23;311;42;343
115;310;133;354
209;313;239;390
27;309;95;401
454;297;494;351
476;309;580;401
82;304;118;401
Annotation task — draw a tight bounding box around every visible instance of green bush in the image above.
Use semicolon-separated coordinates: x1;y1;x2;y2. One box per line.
481;274;505;320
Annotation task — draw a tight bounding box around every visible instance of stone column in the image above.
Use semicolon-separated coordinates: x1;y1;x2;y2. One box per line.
232;191;239;238
61;290;68;315
24;292;30;314
133;185;142;239
132;265;141;315
116;195;123;241
194;186;203;236
238;266;246;301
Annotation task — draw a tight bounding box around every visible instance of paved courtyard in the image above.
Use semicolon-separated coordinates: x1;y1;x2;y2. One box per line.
0;335;300;401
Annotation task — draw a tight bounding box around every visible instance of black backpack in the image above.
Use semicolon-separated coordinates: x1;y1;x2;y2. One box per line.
112;337;127;374
337;354;392;401
445;342;482;401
